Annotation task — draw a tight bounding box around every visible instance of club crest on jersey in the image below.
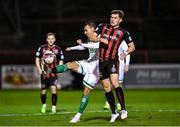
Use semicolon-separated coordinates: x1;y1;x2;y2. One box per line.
111;65;116;72
53;49;59;54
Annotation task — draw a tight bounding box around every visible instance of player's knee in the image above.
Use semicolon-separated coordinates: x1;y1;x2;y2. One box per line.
103;84;111;92
83;87;91;95
67;62;79;71
41;89;47;94
51;86;57;94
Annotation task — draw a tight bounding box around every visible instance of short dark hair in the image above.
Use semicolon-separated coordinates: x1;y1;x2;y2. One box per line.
46;32;55;37
111;10;124;18
84;21;96;29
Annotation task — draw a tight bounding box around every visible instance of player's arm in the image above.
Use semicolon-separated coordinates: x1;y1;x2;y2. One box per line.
90;23;109;45
123;30;135;55
35;47;43;74
88;36;108;45
126;42;135;55
124;54;130;73
120;31;135;59
58;50;64;65
35;57;43;74
66;45;86;51
120;41;135;60
81;42;99;49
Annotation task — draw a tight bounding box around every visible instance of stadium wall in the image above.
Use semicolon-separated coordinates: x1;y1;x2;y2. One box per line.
1;64;180;89
125;64;180;88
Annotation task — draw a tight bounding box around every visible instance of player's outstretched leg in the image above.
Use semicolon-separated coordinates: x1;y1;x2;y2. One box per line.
50;64;68;73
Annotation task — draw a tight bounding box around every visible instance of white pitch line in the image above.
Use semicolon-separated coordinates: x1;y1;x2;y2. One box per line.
0;109;180;117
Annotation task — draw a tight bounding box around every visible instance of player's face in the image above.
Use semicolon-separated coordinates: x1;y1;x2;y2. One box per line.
84;25;96;39
110;14;122;28
46;35;56;46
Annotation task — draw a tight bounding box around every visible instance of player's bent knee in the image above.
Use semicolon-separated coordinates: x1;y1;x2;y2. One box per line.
67;62;79;71
83;87;91;95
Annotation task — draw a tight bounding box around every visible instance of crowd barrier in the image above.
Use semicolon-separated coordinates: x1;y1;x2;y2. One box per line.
1;64;180;89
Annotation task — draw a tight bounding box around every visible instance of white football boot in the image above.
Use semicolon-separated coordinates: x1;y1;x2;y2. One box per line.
120;110;128;119
110;113;119;123
70;112;81;123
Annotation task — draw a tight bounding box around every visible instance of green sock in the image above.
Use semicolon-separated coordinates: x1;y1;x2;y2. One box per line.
78;95;89;113
56;64;68;73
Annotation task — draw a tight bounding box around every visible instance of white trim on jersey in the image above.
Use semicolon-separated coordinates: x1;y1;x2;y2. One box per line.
69;45;86;50
81;42;99;49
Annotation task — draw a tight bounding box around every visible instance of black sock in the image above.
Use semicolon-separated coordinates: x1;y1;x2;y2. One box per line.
105;91;116;114
41;94;46;104
52;94;57;106
115;87;126;110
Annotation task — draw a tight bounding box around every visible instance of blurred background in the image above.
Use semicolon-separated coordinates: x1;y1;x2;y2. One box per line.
0;0;180;89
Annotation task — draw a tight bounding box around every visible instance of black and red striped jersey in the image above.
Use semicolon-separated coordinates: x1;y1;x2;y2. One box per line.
35;44;64;78
96;23;133;62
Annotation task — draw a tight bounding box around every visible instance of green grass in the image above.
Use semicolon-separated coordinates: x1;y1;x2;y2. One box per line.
0;89;180;126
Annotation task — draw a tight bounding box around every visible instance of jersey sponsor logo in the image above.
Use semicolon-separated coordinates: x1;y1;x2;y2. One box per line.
111;64;116;72
103;34;118;41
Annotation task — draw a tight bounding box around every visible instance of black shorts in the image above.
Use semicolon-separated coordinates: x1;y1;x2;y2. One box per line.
41;76;58;89
99;59;119;80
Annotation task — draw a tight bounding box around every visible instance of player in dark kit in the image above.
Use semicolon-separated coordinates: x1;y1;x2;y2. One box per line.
35;32;64;113
92;10;135;122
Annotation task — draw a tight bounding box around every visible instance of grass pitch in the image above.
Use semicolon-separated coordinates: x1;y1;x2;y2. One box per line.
0;89;180;126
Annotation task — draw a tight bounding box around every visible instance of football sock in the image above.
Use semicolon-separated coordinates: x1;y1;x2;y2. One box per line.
105;91;116;114
115;87;126;110
52;94;57;106
41;94;46;104
53;64;68;73
78;95;89;113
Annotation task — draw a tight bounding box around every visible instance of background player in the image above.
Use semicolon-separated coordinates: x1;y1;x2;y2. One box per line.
35;32;64;113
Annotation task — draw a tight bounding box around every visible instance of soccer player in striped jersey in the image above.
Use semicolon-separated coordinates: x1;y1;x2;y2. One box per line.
104;40;131;111
35;32;64;114
49;22;100;123
91;10;135;122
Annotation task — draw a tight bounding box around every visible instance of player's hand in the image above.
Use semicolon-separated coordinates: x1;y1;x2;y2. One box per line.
39;69;47;75
65;47;71;51
120;53;127;60
38;69;43;75
124;65;129;73
100;38;108;44
77;39;83;45
41;64;48;74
